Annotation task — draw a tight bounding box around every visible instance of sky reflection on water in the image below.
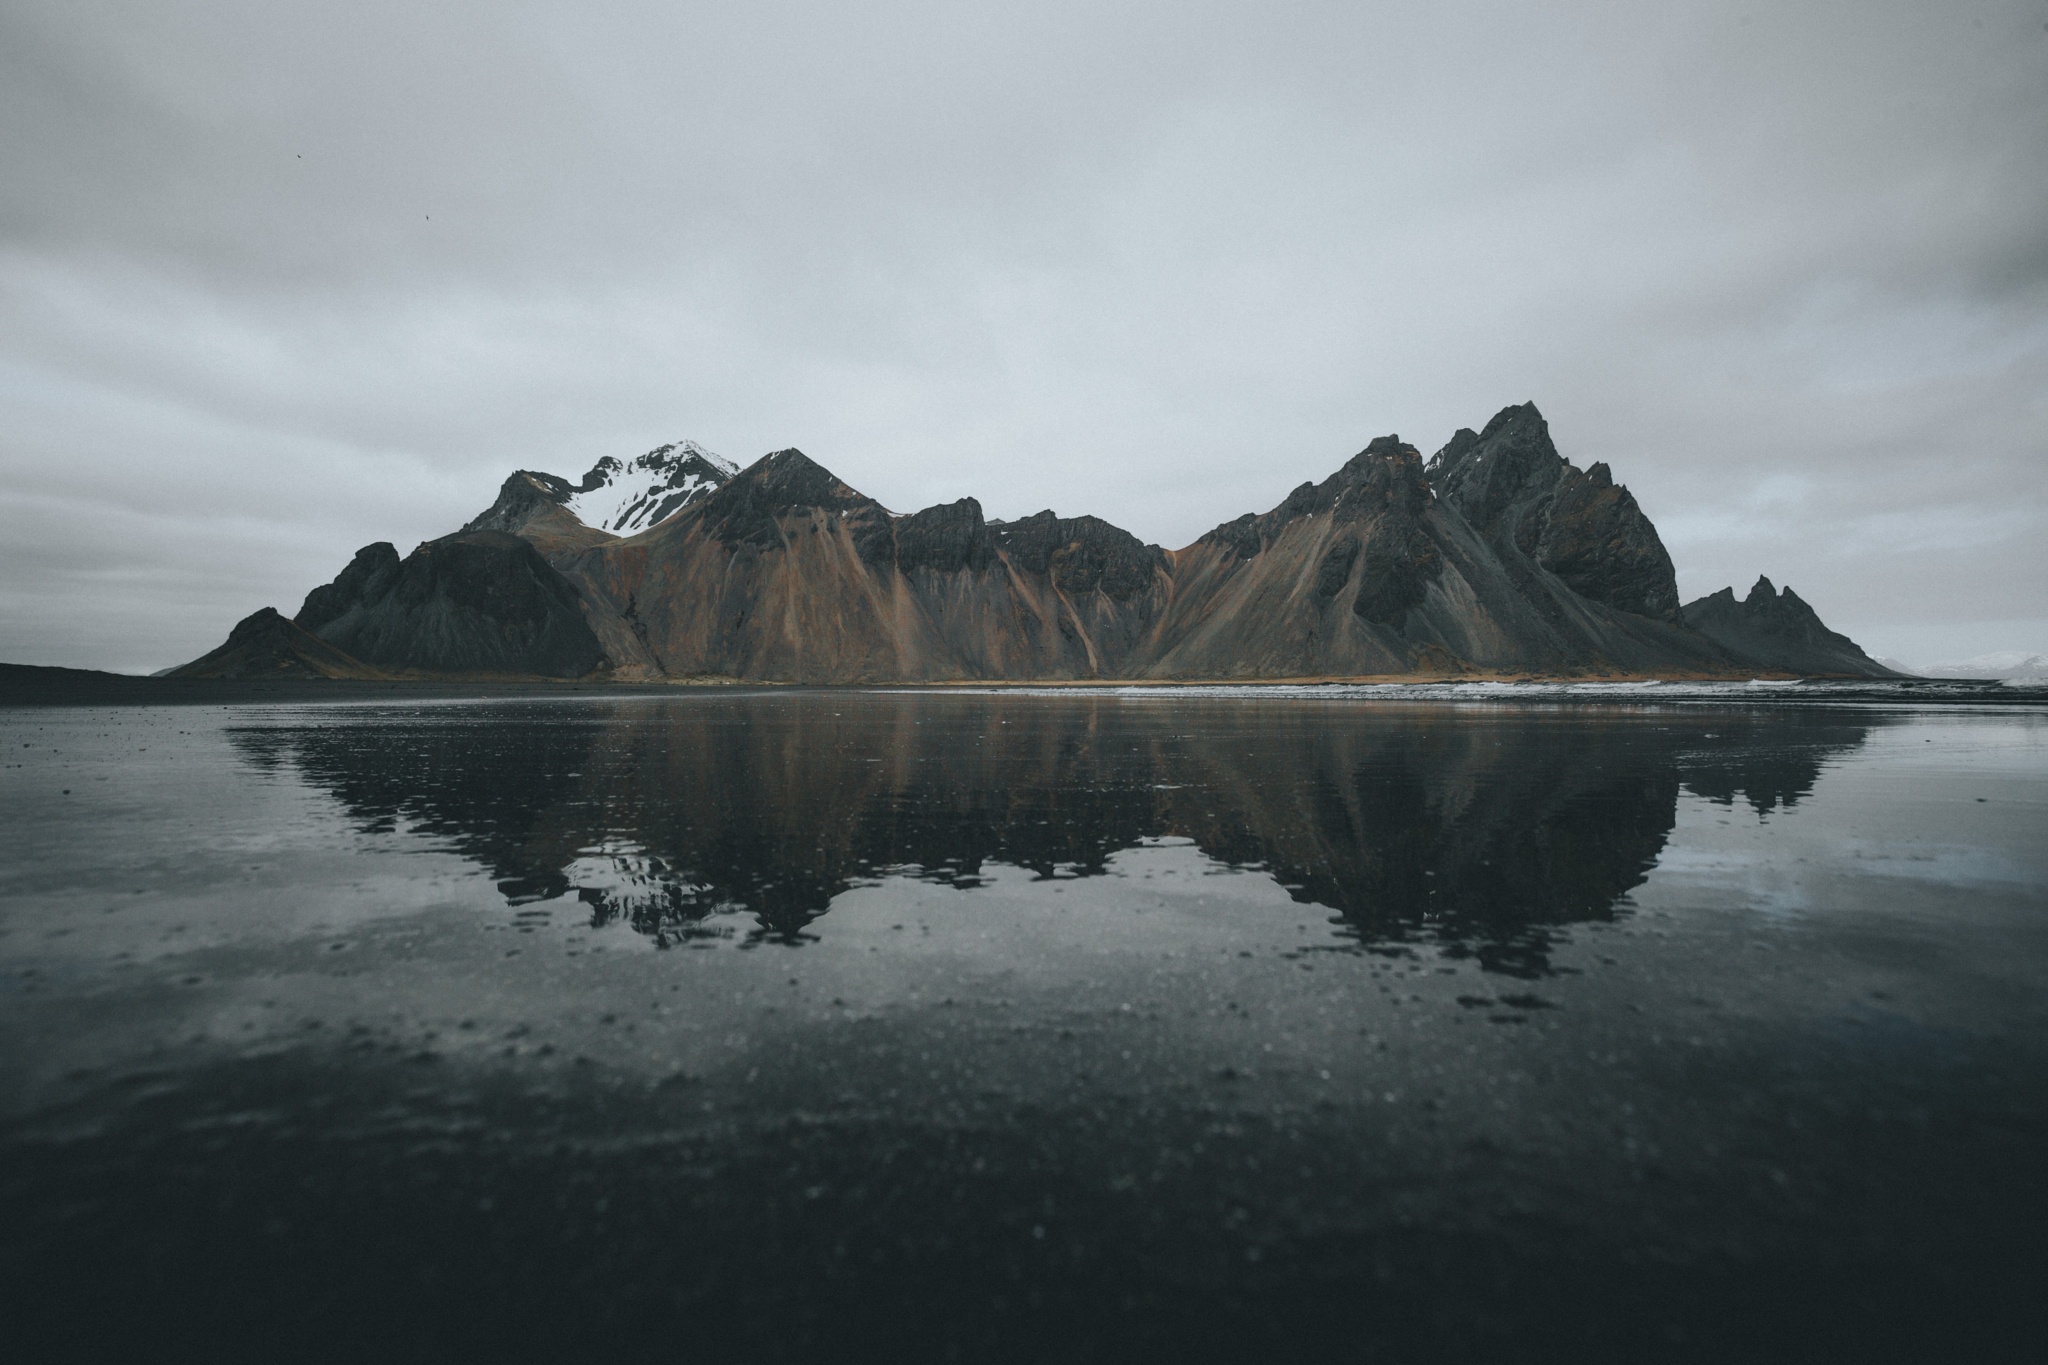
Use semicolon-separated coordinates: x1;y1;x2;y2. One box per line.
223;694;1876;973
2;693;2045;1362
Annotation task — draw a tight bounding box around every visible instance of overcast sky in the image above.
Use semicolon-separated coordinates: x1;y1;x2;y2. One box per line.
4;0;2044;673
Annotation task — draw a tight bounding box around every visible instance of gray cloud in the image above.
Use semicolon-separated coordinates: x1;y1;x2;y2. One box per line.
4;0;2044;672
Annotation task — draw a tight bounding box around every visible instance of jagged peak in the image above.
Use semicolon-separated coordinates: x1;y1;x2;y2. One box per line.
560;439;736;535
1337;433;1421;474
899;495;984;523
1747;575;1779;604
227;606;290;640
1477;400;1548;442
718;447;879;507
462;439;737;538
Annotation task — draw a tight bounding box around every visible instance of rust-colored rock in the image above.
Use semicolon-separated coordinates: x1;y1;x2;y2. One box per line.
201;404;1893;682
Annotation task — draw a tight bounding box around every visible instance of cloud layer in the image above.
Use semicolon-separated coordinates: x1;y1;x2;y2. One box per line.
4;0;2045;671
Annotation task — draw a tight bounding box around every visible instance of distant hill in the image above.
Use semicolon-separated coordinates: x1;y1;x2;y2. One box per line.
171;404;1898;683
1917;652;2048;684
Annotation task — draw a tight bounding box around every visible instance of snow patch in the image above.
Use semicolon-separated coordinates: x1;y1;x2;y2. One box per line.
562;440;738;535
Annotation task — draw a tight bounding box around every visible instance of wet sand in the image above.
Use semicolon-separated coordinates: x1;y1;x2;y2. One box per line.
2;691;2044;1361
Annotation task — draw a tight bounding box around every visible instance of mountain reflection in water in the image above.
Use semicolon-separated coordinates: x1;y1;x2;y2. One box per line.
230;694;1872;975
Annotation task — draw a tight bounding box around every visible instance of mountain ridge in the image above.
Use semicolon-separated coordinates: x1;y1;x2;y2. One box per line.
176;403;1897;683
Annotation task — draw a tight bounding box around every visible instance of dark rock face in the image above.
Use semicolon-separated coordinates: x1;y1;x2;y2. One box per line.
1199;512;1263;560
1683;577;1897;678
989;512;1167;600
1537;463;1680;621
694;449;898;566
1431;405;1681;622
168;608;381;679
895;498;995;575
296;543;401;633
299;532;606;678
1314;537;1359;600
462;472;578;536
459;472;619;557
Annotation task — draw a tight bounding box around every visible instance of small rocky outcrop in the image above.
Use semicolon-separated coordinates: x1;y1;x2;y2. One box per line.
168;608;383;679
895;498;996;574
989;511;1167;600
1682;577;1898;678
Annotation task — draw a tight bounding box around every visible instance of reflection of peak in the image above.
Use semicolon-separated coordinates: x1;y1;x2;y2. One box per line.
1678;709;1872;817
227;697;1878;974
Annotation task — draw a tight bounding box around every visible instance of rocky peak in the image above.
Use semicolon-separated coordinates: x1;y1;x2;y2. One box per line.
562;440;737;535
296;542;401;631
1198;435;1429;562
1422;403;1681;621
692;448;896;562
1682;577;1895;677
895;498;994;575
463;472;579;537
1428;402;1561;532
1332;437;1431;514
990;510;1166;600
462;441;736;540
167;607;379;680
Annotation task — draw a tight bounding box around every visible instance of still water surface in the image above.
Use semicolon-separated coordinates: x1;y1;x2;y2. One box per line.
3;692;2045;1361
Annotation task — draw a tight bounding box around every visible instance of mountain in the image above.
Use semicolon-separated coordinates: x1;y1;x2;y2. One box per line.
562;441;739;536
1917;651;2048;683
1147;409;1726;677
555;448;1173;682
173;403;1897;682
166;607;385;679
461;440;737;555
1681;577;1900;678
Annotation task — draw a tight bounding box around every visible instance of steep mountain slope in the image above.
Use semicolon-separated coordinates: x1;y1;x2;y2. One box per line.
1146;411;1733;677
1683;578;1900;677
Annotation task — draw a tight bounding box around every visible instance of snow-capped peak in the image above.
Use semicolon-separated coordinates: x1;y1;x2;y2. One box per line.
562;440;738;535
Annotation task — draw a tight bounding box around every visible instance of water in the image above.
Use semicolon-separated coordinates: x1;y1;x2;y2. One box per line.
3;691;2045;1361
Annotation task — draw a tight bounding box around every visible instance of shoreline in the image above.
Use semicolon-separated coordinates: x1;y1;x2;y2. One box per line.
1;661;2028;709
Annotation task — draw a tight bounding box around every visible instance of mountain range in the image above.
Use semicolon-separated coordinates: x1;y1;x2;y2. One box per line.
1880;651;2048;684
172;403;1898;683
